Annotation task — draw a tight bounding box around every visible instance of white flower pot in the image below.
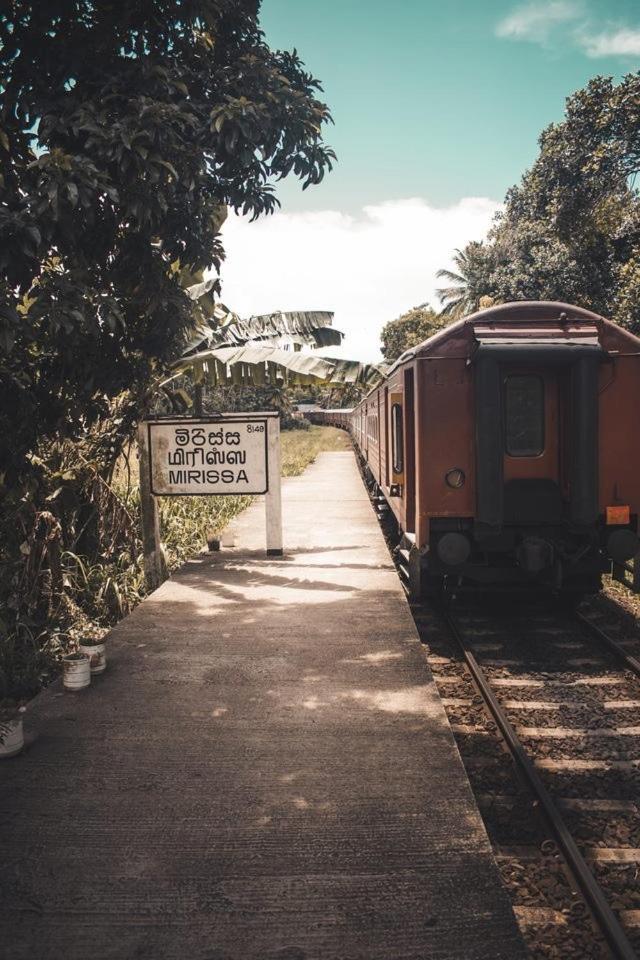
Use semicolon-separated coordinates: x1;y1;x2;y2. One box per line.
63;654;91;690
80;642;107;675
0;717;24;759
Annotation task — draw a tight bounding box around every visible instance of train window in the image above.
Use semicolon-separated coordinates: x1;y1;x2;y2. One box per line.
504;375;544;457
391;403;404;473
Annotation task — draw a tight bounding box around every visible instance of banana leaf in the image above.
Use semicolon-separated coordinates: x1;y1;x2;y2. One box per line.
182;306;343;354
167;343;387;389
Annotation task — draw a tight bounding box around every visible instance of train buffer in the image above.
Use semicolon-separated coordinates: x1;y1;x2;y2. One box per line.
0;450;527;959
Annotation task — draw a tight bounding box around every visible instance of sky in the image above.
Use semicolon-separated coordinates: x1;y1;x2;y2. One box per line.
218;0;640;360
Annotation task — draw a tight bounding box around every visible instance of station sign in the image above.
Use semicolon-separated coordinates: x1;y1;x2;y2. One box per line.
148;417;269;496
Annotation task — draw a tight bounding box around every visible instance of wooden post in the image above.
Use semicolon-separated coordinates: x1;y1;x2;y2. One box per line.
138;422;168;591
265;416;283;556
193;384;204;549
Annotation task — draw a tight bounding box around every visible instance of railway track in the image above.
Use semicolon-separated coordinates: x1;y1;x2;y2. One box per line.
411;599;640;960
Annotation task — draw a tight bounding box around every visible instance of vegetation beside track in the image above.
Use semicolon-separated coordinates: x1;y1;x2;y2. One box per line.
281;425;351;477
434;74;640;332
599;576;640;625
0;3;339;710
0;425;350;703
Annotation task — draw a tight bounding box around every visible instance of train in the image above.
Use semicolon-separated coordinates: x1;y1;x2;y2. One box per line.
309;301;640;601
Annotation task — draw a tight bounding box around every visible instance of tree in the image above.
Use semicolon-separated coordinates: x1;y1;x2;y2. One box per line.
0;2;336;692
613;249;640;331
436;243;495;317
0;1;336;482
505;74;640;242
482;219;598;307
458;72;640;328
379;304;447;362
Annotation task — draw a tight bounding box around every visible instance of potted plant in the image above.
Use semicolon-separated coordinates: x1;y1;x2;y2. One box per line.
206;527;221;552
0;706;25;759
62;650;91;690
79;635;107;675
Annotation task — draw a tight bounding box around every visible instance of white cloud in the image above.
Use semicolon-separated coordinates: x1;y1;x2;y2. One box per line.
496;1;640;59
496;1;582;42
216;197;501;362
577;26;640;57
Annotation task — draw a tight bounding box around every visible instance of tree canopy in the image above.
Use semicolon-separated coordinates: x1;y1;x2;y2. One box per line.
439;72;640;330
436;244;494;318
379;304;447;362
0;2;337;695
0;0;335;479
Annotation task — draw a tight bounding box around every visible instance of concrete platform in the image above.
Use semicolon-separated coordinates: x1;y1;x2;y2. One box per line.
0;451;527;960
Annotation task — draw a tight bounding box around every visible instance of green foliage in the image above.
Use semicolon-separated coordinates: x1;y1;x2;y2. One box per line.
196;379;372;424
436;245;495;319
612;249;640;331
0;1;335;701
505;74;639;239
0;440;252;699
483;219;593;305
185;306;343;353
445;72;640;329
0;1;335;480
280;416;310;431
171;343;387;394
0;424;345;699
380;304;448;362
280;426;350;477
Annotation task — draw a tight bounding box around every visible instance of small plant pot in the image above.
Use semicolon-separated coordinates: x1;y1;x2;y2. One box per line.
207;536;221;552
80;642;107;675
63;653;91;691
0;717;24;759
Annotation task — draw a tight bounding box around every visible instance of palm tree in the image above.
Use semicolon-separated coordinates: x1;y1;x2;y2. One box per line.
436;242;492;318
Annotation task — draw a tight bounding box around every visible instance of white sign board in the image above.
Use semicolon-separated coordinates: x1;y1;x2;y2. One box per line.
148;418;268;496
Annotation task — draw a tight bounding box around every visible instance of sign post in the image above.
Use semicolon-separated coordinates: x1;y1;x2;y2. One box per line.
137;422;168;592
265;416;283;556
139;412;283;588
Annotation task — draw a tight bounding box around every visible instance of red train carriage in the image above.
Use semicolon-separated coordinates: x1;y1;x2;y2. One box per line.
343;301;640;599
307;408;354;430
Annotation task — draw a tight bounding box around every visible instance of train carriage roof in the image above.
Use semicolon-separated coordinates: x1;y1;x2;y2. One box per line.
389;300;640;373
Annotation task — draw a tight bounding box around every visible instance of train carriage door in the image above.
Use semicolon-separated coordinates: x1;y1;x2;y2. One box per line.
476;344;600;535
384;387;390;487
390;393;404;491
365;403;369;461
389;372;416;533
502;369;562;523
377;390;382;482
404;370;416;533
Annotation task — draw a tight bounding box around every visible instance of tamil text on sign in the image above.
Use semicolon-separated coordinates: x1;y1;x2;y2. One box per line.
148;418;268;496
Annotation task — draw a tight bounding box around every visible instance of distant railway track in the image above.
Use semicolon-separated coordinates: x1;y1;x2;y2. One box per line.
411;600;640;959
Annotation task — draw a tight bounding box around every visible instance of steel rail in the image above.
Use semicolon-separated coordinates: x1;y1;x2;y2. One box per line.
576;611;640;680
443;609;638;960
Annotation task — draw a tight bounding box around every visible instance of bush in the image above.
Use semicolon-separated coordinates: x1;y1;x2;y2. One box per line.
0;440;252;701
281;416;311;431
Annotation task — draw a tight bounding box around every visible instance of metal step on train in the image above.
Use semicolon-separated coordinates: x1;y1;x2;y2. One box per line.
394;531;415;595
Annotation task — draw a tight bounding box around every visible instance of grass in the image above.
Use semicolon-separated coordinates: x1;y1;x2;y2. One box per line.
100;425;351;612
0;423;352;703
280;425;351;477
